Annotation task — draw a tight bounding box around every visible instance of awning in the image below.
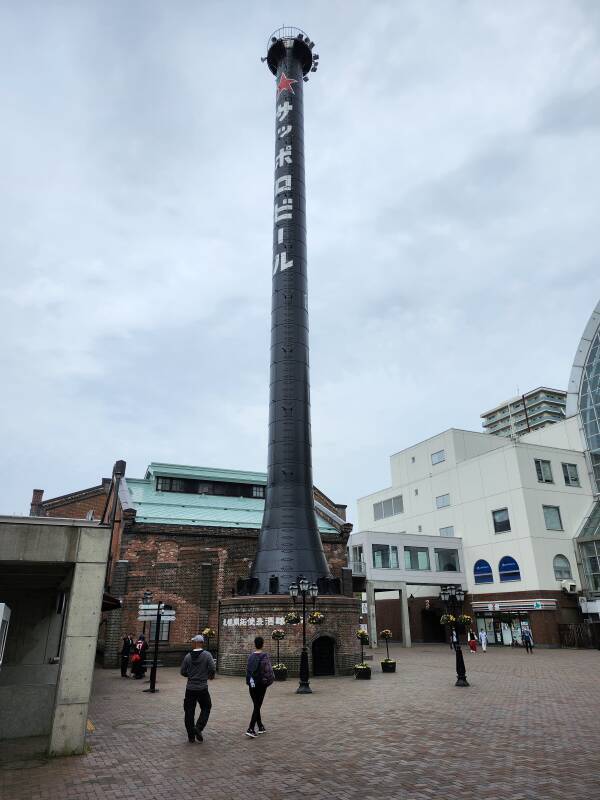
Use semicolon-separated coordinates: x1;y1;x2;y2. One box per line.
102;592;122;612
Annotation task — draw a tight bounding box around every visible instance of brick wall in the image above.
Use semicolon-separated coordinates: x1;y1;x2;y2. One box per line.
102;522;351;667
218;595;361;676
33;484;110;520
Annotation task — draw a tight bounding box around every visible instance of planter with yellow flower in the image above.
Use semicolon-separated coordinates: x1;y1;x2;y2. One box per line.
379;629;396;673
354;628;371;679
271;629;287;680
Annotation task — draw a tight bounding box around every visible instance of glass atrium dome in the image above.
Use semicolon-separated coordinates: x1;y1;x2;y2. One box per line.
567;300;600;492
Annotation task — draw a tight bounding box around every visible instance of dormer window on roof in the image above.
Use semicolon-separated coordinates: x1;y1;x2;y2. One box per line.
156;476;265;499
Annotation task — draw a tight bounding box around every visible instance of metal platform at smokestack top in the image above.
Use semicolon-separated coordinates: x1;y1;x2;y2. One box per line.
264;27;319;77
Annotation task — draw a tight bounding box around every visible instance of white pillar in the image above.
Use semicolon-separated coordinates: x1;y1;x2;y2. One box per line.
366;582;378;648
400;583;411;648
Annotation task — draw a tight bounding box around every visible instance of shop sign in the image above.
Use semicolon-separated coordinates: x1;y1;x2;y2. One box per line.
222;616;285;628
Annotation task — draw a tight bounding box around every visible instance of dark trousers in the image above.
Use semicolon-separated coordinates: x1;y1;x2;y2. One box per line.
249;685;267;730
120;656;129;677
524;641;533;654
184;688;211;739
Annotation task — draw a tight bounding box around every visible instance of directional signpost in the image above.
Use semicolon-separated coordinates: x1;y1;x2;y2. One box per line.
137;601;176;693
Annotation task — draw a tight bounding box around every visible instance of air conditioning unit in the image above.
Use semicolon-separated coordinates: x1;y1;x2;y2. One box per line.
561;579;577;594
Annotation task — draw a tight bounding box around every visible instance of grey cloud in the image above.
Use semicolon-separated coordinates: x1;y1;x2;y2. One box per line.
1;1;600;518
535;86;600;136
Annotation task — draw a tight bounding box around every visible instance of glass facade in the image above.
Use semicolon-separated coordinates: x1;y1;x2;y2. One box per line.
372;544;399;569
580;326;600;491
404;546;430;570
434;548;459;571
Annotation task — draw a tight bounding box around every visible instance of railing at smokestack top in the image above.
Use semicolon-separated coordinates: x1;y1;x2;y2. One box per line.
266;27;310;50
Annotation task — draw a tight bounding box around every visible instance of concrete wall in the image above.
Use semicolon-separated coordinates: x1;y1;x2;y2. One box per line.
0;517;110;757
0;586;66;739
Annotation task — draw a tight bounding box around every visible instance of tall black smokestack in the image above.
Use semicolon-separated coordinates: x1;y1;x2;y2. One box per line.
250;28;331;595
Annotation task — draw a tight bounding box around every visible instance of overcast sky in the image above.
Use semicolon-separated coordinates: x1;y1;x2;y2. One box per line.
1;1;600;519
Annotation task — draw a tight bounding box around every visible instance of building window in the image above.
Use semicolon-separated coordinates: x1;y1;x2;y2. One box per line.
435;494;450;509
156;477;187;492
435;548;459;572
499;555;521;582
431;450;446;465
439;525;455;537
372;544;399;569
351;545;363;563
543;505;564;531
553;554;572;580
404;546;430;570
148;620;171;642
252;485;265;498
411;456;415;463
581;541;600;592
535;459;554;483
414;488;418;496
474;559;493;584
373;495;403;521
562;463;580;487
492;508;511;533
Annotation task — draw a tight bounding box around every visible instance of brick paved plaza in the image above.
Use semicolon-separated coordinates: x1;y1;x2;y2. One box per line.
2;644;600;800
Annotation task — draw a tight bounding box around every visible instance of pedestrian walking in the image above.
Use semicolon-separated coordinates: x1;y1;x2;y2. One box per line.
180;634;216;743
450;628;458;650
245;636;274;738
120;633;134;677
478;629;488;652
468;630;478;654
131;634;148;679
522;628;534;654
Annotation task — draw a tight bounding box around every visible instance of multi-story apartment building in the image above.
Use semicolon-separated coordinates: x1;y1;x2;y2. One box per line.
481;387;566;438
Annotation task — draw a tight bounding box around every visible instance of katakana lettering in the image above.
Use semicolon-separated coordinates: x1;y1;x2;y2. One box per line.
274;198;293;222
273;252;294;275
277;124;292;138
276;101;293;122
275;175;292;195
275;145;292;168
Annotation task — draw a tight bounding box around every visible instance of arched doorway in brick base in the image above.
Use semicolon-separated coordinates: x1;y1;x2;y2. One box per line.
312;635;335;676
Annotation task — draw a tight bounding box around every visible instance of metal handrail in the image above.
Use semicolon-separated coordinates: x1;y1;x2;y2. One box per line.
348;560;366;575
267;27;309;51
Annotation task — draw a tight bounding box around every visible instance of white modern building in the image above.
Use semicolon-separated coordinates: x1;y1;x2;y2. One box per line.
351;299;600;647
481;387;566;438
352;418;591;646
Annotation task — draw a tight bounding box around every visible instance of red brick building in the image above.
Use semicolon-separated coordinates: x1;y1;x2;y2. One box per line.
31;461;352;667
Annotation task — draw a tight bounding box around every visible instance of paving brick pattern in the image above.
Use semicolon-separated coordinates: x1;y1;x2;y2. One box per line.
2;644;600;800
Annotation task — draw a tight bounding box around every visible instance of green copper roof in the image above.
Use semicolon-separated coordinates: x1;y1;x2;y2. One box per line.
125;468;337;534
145;462;267;485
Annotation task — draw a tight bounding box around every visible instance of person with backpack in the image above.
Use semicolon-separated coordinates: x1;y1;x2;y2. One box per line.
245;635;274;738
131;634;148;679
180;634;216;743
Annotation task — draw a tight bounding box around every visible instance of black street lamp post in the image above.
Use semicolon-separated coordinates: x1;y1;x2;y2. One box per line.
440;585;469;687
289;577;319;694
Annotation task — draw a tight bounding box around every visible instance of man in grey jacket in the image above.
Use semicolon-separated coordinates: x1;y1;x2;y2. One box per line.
180;634;216;743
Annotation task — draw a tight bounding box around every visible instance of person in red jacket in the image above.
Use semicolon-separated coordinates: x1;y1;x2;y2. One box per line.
245;636;274;738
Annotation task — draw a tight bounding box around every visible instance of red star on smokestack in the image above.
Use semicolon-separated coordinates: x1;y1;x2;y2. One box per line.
277;72;297;97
